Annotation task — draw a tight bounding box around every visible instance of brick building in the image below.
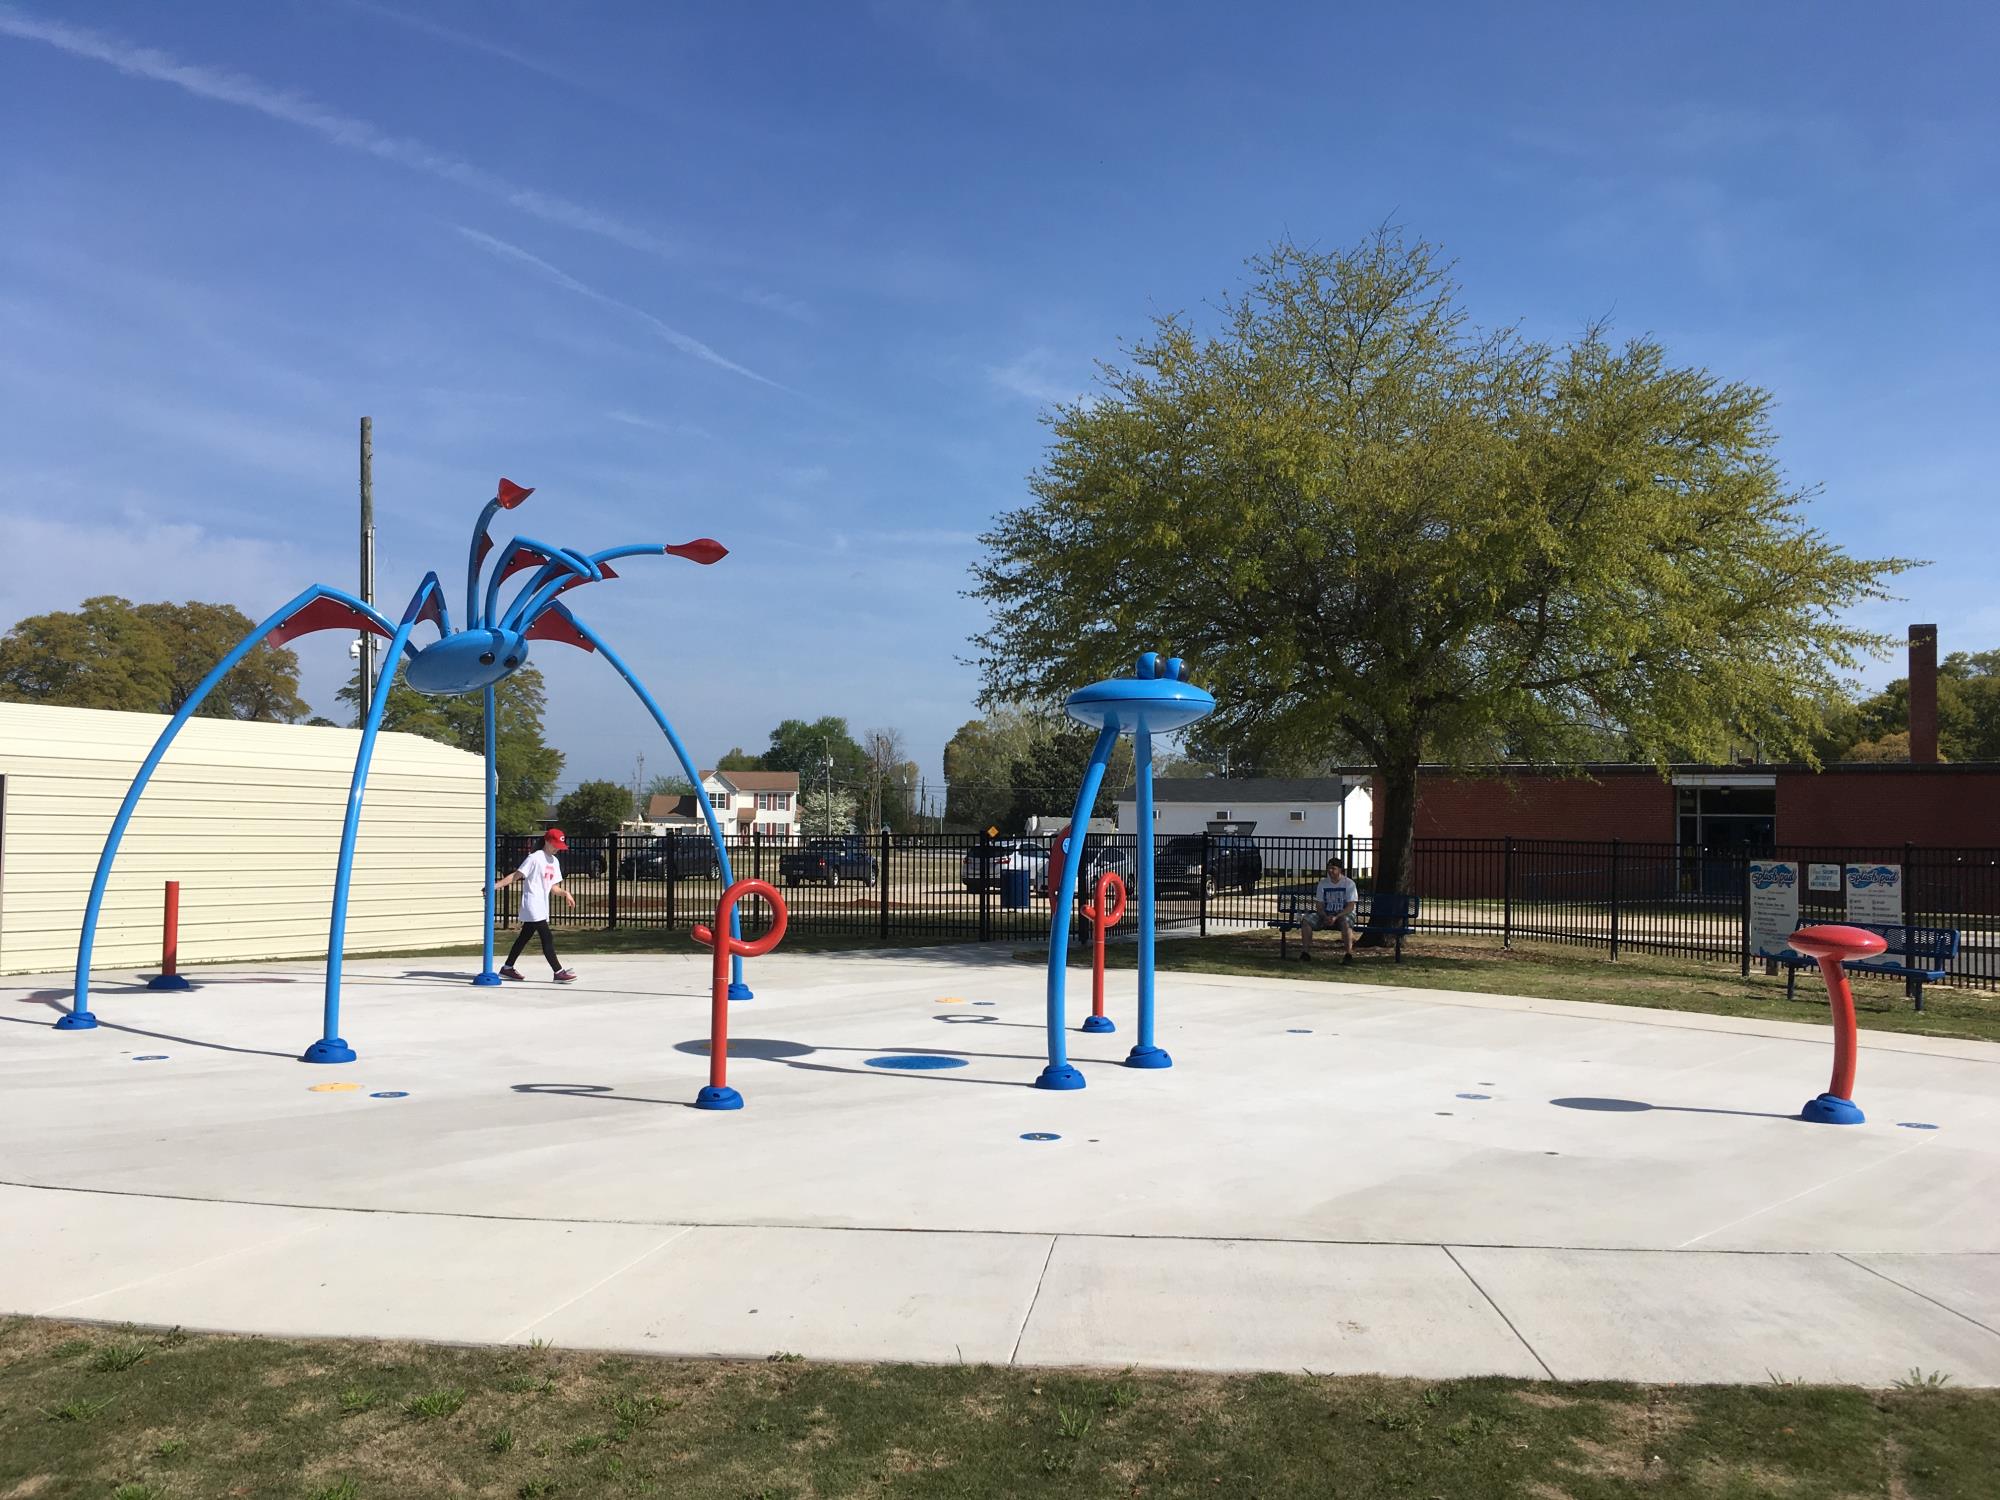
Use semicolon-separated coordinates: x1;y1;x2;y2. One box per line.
1394;762;2000;851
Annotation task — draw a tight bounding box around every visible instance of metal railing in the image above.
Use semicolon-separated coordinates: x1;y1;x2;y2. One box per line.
492;830;2000;990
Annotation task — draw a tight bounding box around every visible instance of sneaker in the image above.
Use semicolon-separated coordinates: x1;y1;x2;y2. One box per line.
552;969;578;983
499;966;526;981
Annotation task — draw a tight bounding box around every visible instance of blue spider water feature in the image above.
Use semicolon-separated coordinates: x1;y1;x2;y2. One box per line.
66;477;747;1063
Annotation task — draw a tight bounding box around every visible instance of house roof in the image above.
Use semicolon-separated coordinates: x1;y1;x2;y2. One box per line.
644;793;699;820
699;768;801;792
1131;776;1365;805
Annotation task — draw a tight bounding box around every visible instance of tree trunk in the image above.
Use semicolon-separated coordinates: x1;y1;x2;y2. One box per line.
1359;754;1420;947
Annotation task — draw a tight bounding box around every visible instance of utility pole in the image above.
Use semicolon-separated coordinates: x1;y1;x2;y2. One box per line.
358;417;376;707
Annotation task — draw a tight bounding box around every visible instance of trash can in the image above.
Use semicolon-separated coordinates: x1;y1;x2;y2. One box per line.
1000;868;1032;909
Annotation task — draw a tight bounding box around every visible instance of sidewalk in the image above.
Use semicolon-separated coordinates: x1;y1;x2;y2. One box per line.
5;951;1997;1383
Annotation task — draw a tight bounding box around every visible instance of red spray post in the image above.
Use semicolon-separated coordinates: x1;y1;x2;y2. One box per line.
690;879;789;1110
1788;923;1886;1125
1078;869;1127;1034
146;880;192;991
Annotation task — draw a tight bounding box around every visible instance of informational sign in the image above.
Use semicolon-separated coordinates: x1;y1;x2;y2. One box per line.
1747;861;1801;958
1807;863;1842;893
1844;863;1903;925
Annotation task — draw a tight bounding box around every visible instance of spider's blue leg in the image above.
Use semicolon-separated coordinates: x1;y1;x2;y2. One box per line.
68;585;393;1031
1037;725;1120;1091
475;684;501;985
558;608;752;998
306;578;437;1063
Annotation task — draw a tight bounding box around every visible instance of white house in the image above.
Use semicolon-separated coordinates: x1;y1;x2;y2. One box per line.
1114;775;1374;871
699;768;800;835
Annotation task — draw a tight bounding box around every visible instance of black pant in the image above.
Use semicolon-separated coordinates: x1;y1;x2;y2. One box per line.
506;920;561;972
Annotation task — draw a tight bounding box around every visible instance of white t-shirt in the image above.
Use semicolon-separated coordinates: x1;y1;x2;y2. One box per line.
517;850;562;923
1316;875;1358;917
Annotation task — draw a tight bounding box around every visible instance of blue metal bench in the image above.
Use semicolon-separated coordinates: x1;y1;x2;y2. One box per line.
1776;923;1960;1012
1270;891;1420;961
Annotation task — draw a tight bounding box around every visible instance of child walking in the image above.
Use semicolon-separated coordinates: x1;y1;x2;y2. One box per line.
493;827;579;982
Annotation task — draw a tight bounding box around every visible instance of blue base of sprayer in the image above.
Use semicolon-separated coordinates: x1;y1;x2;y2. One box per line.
1034;1063;1087;1091
1124;1044;1173;1070
146;974;192;991
694;1084;744;1111
54;1011;99;1032
300;1037;357;1065
728;982;753;1002
1800;1092;1864;1125
1080;1014;1117;1034
472;971;502;987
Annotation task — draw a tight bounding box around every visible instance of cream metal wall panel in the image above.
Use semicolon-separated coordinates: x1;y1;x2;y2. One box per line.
0;703;485;976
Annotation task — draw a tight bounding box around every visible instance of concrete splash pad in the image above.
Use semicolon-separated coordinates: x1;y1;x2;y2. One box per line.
3;950;1997;1383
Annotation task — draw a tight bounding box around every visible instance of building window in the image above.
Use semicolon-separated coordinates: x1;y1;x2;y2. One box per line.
1214;809;1230;820
1289;810;1306;822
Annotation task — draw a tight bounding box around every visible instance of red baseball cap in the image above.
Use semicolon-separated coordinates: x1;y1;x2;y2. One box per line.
545;827;569;851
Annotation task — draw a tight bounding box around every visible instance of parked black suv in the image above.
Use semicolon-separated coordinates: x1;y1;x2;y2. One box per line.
779;837;879;887
616;833;721;881
1154;834;1264;897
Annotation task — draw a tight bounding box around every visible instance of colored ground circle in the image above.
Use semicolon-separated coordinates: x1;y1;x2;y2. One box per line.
863;1055;968;1070
370;1091;409;1099
308;1082;362;1093
133;1055;168;1061
974;1001;996;1007
1286;1028;1312;1034
1020;1132;1061;1142
1456;1092;1492;1100
1897;1121;1940;1130
936;996;965;1004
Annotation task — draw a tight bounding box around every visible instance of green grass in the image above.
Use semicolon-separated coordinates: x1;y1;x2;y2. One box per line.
1081;930;2000;1044
1;1317;1995;1498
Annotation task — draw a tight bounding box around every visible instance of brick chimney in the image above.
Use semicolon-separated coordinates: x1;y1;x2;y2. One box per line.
1908;623;1939;764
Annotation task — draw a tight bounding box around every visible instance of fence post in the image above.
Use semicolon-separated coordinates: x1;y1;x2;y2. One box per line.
753;825;762;884
878;827;891;941
1199;831;1211;938
1502;835;1514;949
1344;831;1355;882
1608;837;1620;962
607;832;620;929
978;829;992;943
1738;848;1752;977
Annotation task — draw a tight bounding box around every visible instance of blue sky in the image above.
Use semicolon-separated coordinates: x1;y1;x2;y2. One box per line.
3;2;1995;798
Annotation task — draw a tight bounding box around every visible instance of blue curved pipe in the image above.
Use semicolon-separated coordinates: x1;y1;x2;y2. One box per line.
1036;724;1120;1090
487;537;598;631
307;577;437;1062
465;498;504;626
1126;725;1169;1067
564;608;749;996
476;684;500;984
66;584;395;1029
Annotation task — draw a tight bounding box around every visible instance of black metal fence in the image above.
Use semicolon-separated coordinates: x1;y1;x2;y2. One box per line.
495;831;2000;990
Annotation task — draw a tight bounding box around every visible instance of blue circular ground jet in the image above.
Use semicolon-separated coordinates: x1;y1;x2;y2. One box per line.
1036;653;1215;1091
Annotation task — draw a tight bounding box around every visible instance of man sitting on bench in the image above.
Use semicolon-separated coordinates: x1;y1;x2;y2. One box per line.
1300;857;1358;964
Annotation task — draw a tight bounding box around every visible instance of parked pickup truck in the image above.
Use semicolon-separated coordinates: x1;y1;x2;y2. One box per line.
779;837;878;887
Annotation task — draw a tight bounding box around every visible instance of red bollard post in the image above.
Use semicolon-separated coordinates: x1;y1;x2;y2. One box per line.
1078;870;1127;1034
690;879;789;1110
1787;924;1886;1124
146;880;192;991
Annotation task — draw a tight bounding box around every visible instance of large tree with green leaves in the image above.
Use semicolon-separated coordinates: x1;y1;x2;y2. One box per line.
337;667;562;835
972;232;1911;899
554;779;636;837
944;707;1137;834
0;596;306;720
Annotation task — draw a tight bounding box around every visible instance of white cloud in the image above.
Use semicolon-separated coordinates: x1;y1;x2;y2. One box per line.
988;348;1088;406
456;226;786;391
0;6;680;258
